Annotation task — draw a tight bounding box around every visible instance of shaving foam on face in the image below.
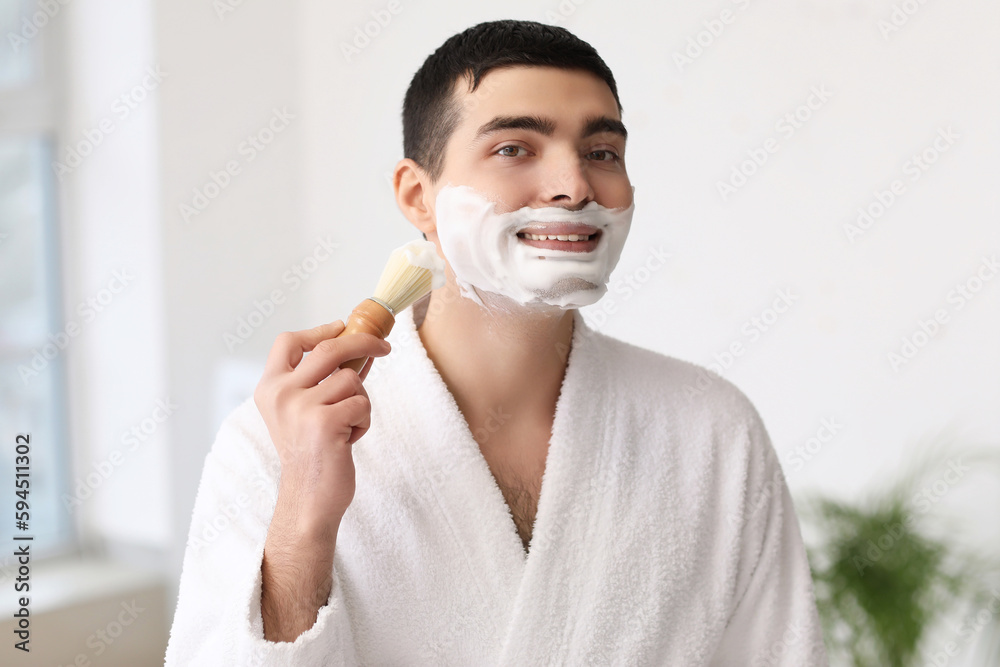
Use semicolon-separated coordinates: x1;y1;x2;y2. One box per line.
434;184;636;309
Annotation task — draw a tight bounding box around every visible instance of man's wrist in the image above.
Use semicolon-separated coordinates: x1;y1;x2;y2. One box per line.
261;518;339;642
272;482;344;543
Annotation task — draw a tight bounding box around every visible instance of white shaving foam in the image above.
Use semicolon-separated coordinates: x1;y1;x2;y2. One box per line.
401;239;447;289
434;184;635;309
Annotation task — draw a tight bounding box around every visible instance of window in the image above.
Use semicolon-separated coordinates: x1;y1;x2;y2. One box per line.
0;0;74;557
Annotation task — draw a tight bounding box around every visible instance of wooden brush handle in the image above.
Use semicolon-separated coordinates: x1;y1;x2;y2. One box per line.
336;298;395;373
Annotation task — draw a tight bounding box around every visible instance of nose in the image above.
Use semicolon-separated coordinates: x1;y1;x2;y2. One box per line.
538;147;595;208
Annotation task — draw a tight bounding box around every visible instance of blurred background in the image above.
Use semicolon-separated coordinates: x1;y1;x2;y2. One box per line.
0;0;997;664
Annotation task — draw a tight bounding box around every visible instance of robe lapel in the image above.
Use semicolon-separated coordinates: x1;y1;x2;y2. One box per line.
386;306;611;663
385;306;528;643
498;308;614;664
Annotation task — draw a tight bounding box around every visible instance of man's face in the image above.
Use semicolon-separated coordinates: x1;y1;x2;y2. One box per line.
423;65;635;310
429;65;631;213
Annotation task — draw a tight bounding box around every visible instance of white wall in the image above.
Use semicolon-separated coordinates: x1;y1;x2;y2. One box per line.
62;0;171;551
153;0;306;592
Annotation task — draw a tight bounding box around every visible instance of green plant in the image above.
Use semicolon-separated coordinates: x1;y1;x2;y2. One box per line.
801;444;1000;666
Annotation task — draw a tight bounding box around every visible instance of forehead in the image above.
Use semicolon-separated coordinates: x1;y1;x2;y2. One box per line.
449;66;621;133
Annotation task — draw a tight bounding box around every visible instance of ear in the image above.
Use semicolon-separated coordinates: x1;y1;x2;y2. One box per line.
394;158;437;236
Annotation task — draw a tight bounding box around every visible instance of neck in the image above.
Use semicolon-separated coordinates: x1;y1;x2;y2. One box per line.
415;280;575;437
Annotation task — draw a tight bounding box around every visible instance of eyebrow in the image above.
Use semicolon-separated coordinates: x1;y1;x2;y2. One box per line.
472;114;628;143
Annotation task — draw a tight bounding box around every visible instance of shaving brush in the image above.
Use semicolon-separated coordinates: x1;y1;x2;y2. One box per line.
336;239;446;372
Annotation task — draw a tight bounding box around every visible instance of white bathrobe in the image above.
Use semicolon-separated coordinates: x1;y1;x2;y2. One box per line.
165;303;829;666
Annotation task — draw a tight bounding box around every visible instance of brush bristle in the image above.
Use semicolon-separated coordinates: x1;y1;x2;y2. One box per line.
372;246;437;314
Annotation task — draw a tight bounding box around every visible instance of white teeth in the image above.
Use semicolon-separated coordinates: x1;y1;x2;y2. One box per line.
520;233;593;242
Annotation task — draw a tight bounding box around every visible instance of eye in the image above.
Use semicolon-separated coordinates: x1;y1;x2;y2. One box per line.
587;149;620;162
496;145;528;158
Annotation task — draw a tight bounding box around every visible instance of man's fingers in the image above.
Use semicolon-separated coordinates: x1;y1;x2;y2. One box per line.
293;333;390;387
313;366;373;409
347;422;370;446
339;394;373;433
263;321;346;377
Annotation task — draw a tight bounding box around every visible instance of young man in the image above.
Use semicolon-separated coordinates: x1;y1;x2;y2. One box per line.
166;20;828;666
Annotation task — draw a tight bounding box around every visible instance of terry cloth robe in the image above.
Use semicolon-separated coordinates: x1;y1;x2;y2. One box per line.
165;302;829;667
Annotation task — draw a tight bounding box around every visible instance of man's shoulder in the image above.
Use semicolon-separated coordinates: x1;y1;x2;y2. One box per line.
585;329;760;420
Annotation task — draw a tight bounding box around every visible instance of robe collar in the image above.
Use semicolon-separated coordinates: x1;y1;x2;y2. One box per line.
379;298;615;659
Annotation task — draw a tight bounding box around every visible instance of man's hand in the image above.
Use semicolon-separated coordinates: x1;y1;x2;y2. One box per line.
255;320;390;529
253;321;391;642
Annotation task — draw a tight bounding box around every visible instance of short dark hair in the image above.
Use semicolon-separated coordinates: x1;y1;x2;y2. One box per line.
402;20;623;185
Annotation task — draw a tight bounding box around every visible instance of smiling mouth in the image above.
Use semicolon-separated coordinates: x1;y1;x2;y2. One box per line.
515;230;602;252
